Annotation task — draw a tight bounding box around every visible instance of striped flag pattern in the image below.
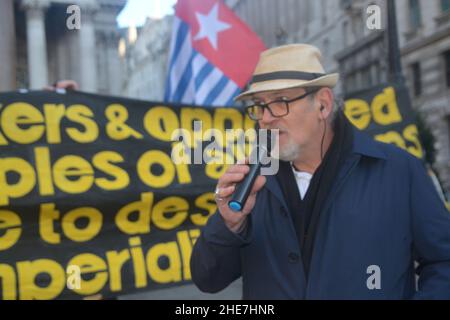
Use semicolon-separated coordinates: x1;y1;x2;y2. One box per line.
164;0;265;107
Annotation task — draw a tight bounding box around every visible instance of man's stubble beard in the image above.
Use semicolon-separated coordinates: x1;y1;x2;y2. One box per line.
277;135;301;162
273;132;301;161
263;126;301;162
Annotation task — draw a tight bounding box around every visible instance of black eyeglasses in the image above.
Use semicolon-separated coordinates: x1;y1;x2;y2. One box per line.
245;88;319;120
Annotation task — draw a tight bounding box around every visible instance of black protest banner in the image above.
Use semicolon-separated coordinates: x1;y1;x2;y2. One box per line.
0;84;422;300
0;91;255;300
343;82;423;159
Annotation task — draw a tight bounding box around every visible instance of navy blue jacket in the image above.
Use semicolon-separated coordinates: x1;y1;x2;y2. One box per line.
190;129;450;299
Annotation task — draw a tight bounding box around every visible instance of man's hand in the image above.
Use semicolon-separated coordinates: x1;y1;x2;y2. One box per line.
214;160;266;233
44;80;79;91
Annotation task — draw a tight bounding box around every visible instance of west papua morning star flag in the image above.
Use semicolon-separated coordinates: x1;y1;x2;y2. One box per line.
164;0;266;107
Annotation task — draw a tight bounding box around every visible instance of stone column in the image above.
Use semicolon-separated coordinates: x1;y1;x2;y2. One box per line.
106;31;123;94
0;0;17;91
78;1;99;92
22;0;50;89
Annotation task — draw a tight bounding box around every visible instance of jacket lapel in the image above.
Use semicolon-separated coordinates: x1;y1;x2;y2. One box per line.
264;173;308;289
264;174;290;215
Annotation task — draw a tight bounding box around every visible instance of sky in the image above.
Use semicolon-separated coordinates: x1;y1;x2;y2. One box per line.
117;0;178;28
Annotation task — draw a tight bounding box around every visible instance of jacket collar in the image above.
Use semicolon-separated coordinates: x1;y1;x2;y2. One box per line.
351;128;387;160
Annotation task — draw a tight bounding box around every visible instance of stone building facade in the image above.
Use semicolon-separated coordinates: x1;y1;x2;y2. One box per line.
120;16;173;101
0;0;126;95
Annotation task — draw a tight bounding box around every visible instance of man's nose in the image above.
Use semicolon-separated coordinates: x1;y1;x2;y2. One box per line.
260;107;276;125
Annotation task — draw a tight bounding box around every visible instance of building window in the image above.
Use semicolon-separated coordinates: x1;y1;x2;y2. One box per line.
342;21;349;46
445;50;450;88
447;116;450;158
371;63;381;86
344;72;356;93
442;0;450;12
411;62;422;96
361;66;372;89
323;38;330;55
321;0;328;24
409;0;422;30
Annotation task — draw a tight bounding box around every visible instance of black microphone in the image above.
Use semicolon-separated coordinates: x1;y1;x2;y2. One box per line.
228;130;271;212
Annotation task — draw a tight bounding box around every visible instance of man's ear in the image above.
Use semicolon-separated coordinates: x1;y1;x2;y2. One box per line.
316;87;334;120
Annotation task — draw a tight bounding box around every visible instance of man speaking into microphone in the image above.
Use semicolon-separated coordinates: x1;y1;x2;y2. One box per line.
190;44;450;299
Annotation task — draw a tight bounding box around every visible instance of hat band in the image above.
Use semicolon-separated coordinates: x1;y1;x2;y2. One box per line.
251;71;326;84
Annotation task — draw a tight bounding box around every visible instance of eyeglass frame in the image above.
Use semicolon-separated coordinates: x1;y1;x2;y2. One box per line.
245;87;320;120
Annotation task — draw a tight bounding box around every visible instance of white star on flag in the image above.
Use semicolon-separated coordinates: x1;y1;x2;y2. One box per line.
193;3;231;50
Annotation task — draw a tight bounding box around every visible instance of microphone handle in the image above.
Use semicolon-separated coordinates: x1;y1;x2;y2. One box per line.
228;162;261;212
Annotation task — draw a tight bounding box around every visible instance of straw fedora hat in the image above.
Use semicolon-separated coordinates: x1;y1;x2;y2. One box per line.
235;44;339;101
